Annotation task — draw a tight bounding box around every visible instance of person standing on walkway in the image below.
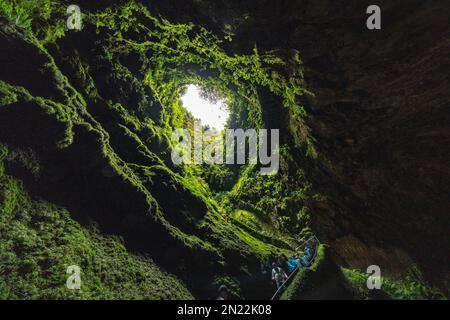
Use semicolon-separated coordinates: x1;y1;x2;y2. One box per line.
271;262;288;289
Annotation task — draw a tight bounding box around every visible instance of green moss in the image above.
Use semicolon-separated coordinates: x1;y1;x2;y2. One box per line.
232;210;293;249
0;0;32;29
342;267;446;300
0;0;66;42
0;159;192;299
0;144;7;176
228;158;315;235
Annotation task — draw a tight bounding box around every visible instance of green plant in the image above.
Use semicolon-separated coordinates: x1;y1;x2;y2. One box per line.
0;0;32;29
342;267;446;300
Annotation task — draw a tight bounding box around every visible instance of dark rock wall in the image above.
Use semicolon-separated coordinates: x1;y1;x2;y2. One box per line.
294;0;450;290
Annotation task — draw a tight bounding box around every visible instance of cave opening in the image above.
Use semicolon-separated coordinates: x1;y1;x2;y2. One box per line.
180;84;230;131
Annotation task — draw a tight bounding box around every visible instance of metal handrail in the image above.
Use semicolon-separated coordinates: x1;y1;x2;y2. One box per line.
270;235;319;300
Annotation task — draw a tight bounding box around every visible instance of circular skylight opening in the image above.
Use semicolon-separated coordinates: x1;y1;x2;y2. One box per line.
180;84;229;131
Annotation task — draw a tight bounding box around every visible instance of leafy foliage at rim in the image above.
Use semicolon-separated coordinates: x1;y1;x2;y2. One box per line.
84;1;311;140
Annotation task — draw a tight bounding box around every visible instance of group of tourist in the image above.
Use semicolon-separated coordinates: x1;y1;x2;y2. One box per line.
263;242;315;289
217;240;316;299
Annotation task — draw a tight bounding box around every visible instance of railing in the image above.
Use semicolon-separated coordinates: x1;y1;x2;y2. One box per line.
270;235;320;300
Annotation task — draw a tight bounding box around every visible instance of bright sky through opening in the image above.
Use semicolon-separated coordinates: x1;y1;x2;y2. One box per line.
180;85;229;131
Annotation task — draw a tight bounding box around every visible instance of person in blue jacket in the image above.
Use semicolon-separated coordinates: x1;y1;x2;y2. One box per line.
287;254;299;272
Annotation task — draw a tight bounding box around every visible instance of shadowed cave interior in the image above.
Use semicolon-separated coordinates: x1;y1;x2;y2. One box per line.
0;0;449;300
